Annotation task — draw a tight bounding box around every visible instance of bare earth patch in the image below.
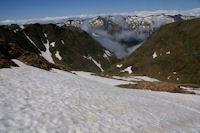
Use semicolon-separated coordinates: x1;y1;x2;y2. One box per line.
117;81;196;95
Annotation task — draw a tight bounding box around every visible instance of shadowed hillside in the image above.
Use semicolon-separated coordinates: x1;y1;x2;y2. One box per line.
0;24;119;72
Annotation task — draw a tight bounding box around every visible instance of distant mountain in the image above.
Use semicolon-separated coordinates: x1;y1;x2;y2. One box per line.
0;24;118;72
0;8;200;25
57;14;195;58
106;18;200;85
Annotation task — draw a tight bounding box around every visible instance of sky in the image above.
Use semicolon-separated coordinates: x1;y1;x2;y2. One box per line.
0;0;200;21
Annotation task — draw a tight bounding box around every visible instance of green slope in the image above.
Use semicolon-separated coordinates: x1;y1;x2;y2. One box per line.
106;18;200;85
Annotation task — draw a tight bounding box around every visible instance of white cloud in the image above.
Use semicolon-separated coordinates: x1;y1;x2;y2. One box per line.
0;8;200;25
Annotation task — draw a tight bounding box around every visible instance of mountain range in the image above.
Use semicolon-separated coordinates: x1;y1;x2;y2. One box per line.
0;9;200;85
57;14;194;58
107;18;200;85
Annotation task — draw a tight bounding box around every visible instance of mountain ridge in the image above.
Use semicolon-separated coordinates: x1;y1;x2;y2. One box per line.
0;8;200;25
106;18;200;85
0;23;118;72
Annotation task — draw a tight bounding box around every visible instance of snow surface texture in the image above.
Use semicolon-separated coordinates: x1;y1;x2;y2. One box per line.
0;60;200;133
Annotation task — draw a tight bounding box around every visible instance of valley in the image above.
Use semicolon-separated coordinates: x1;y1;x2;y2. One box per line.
0;7;200;132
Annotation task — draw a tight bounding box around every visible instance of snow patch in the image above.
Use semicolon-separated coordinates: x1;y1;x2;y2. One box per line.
121;66;132;74
133;76;159;82
152;51;157;59
105;50;112;56
13;29;19;33
103;53;109;60
83;56;104;72
61;40;64;44
180;86;200;95
20;25;24;29
116;64;123;68
166;51;171;55
41;34;55;64
50;42;55;47
92;33;99;37
113;76;159;82
24;33;38;48
55;51;62;60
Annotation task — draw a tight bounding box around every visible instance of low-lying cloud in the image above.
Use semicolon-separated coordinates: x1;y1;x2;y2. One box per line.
0;8;199;25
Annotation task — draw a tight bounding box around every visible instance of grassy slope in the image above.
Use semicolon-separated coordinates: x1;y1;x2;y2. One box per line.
106;18;200;85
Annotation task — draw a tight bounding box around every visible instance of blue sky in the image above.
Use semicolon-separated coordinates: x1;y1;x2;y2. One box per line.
0;0;199;20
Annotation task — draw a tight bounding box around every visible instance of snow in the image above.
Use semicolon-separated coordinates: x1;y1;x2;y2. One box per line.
83;56;104;72
0;60;200;132
55;51;62;60
73;71;134;86
132;76;159;82
92;33;99;37
103;50;112;60
89;17;104;28
50;42;55;47
103;53;109;60
116;64;123;68
20;25;24;29
13;29;19;33
41;34;55;64
121;66;132;74
113;76;159;82
152;51;157;58
166;51;171;55
61;40;64;44
24;33;38;48
104;50;112;57
180;86;200;95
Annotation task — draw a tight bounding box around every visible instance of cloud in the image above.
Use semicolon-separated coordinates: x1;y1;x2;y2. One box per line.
1;8;200;25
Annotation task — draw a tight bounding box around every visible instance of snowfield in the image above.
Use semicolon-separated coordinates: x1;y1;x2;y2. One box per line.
0;60;200;133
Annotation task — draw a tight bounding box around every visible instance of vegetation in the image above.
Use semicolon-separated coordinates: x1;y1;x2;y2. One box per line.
106;18;200;85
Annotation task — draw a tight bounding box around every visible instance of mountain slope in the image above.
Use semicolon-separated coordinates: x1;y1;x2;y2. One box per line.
0;60;200;132
0;24;118;72
58;14;195;58
106;18;200;85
